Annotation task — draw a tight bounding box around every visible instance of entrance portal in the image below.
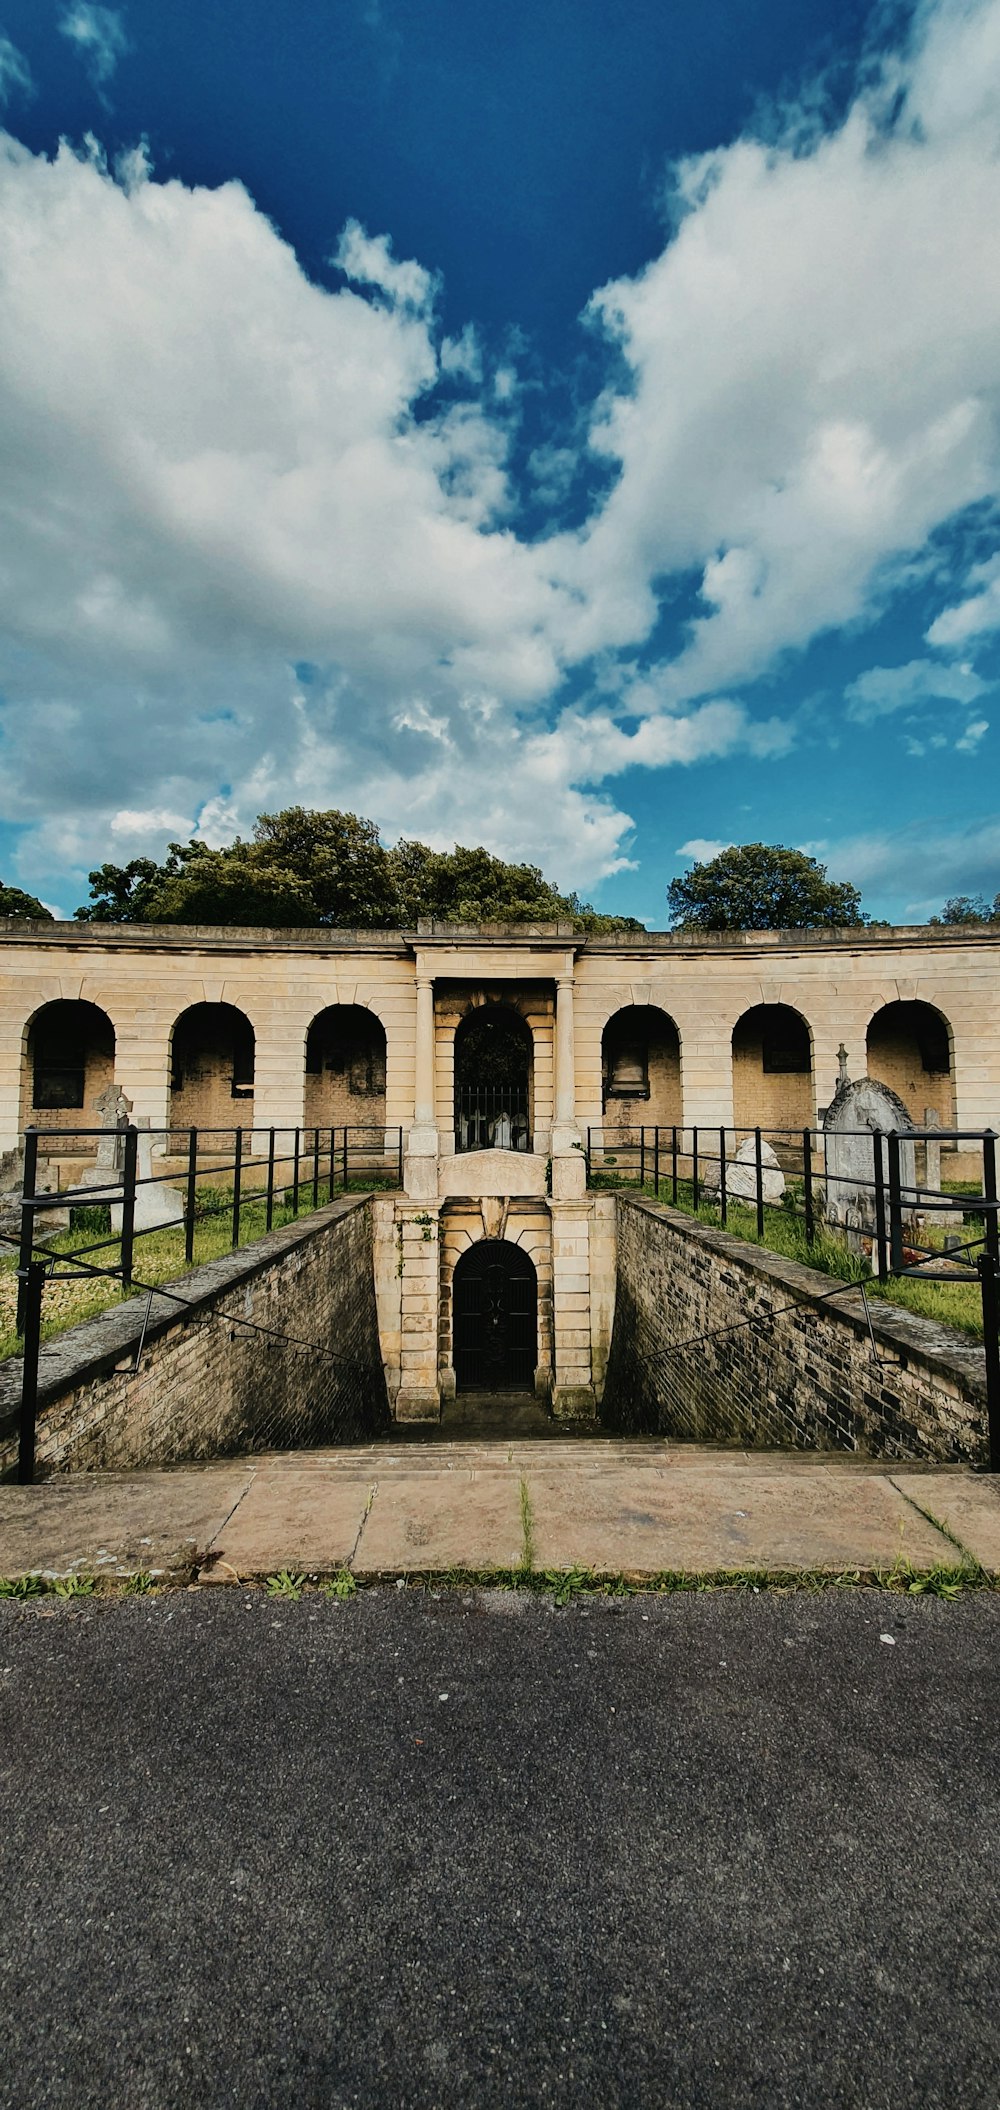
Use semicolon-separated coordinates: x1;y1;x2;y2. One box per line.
452;1240;538;1393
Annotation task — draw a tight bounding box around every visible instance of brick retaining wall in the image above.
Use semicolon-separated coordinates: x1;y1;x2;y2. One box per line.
0;1195;389;1478
603;1195;988;1463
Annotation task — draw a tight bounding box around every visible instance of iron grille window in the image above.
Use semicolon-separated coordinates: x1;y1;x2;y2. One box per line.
455;1085;530;1152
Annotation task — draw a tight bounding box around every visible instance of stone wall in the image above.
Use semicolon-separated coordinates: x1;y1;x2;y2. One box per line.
0;1195;389;1479
603;1193;988;1463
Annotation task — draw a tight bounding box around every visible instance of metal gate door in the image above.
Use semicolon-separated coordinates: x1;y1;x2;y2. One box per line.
452;1239;538;1393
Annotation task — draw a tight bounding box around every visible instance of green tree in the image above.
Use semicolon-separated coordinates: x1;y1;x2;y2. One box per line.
72;806;643;930
929;893;1000;925
666;843;867;932
0;880;53;920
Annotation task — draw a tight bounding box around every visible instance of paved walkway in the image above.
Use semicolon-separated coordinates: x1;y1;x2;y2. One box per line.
4;1441;1000;1581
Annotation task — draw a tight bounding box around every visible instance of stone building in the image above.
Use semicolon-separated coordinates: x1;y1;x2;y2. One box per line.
1;915;997;1420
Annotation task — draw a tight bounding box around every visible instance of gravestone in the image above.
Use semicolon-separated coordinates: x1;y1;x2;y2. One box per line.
822;1075;916;1251
110;1117;185;1233
702;1134;785;1204
79;1084;133;1198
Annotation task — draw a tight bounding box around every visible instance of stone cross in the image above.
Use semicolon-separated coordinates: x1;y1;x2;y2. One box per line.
93;1083;133;1170
837;1044;850;1089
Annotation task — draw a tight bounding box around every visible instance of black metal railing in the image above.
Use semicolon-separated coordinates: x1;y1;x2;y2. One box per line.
3;1121;403;1482
455;1086;531;1153
587;1121;1000;1462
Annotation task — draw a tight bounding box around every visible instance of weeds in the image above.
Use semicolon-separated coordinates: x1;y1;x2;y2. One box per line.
265;1570;305;1600
321;1569;357;1600
51;1574;96;1599
118;1570;154;1595
0;1573;43;1598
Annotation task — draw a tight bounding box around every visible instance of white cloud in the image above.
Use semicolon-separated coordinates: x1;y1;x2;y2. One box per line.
59;5;129;90
556;0;1000;702
823;812;1000;909
332;217;437;312
0;36;32;104
845;657;991;720
956;715;990;751
676;838;732;862
927;552;1000;645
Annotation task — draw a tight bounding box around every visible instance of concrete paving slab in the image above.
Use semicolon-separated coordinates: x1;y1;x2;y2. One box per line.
205;1466;374;1577
525;1465;954;1574
355;1468;523;1573
0;1462;254;1579
890;1473;1000;1573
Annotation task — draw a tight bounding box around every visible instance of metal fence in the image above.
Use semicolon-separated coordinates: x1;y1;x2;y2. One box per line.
588;1121;1000;1463
3;1121;403;1481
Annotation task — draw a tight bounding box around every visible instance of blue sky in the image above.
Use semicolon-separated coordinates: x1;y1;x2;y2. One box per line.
0;0;998;923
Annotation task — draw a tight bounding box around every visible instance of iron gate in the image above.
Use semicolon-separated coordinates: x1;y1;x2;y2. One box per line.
452;1239;538;1392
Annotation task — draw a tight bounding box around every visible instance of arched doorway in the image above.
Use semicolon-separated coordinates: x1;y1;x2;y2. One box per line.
601;1005;682;1131
866;1001;953;1128
305;1005;386;1134
21;999;116;1155
452;1240;538;1392
169;1003;255;1132
732;1003;813;1134
453;1004;532;1152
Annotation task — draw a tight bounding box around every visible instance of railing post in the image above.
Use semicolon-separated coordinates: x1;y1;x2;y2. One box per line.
120;1124;138;1292
671;1125;678;1204
692;1127;699;1209
754;1127;764;1237
231;1128;243;1248
397;1126;403;1188
653;1128;660;1199
719;1126;727;1228
977;1251;1000;1470
17;1258;45;1485
887;1130;904;1273
184;1127;198;1265
872;1131;888;1283
16;1127;38;1336
983;1132;999;1270
292;1127;300;1216
266;1129;276;1232
312;1127;320;1209
802;1128;815;1248
639;1127;645;1189
328;1126;336;1204
343;1127;348;1192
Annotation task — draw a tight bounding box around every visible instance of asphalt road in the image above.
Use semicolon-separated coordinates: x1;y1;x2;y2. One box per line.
2;1586;999;2110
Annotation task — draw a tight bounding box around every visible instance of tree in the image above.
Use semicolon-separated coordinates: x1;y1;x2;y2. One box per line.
666;843;867;932
72;807;643;930
929;893;1000;926
0;881;53;920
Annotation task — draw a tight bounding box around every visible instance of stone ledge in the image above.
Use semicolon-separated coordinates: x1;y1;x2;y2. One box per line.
0;1193;374;1416
619;1192;988;1404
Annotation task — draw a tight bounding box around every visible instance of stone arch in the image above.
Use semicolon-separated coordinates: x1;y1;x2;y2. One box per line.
866;1000;954;1128
169;1002;255;1134
601;1005;682;1132
453;1000;534;1151
451;1236;538;1393
304;1003;387;1137
732;1003;813;1134
20;998;116;1156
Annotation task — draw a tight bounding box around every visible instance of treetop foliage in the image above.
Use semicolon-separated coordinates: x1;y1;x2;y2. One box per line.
0;880;53;921
666;842;868;931
929;893;1000;925
73;807;643;932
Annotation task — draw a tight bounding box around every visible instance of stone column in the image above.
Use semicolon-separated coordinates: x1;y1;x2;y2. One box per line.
551;970;585;1196
404;974;439;1197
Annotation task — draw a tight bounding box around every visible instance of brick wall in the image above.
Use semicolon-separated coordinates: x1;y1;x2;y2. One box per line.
603;1193;988;1462
0;1195;389;1478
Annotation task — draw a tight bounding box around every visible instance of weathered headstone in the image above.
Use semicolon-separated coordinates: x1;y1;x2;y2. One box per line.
822;1075;916;1251
702;1134;785;1204
111;1117;185;1233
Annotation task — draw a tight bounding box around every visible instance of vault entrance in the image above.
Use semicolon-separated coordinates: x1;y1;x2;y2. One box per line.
452;1239;538;1393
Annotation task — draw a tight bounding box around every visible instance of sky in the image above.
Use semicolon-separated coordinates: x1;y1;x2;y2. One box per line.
0;0;998;925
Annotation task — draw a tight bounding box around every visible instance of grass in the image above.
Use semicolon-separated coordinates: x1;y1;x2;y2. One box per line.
594;1174;986;1339
0;1173;399;1361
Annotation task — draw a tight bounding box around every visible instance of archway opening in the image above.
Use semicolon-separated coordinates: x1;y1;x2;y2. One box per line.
454;1004;532;1152
169;1003;255;1135
866;1001;953;1128
732;1003;813;1136
305;1005;386;1138
452;1239;538;1393
601;1006;682;1132
22;999;116;1155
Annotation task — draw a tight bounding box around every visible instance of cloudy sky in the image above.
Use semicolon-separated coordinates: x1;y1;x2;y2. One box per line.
0;0;999;922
